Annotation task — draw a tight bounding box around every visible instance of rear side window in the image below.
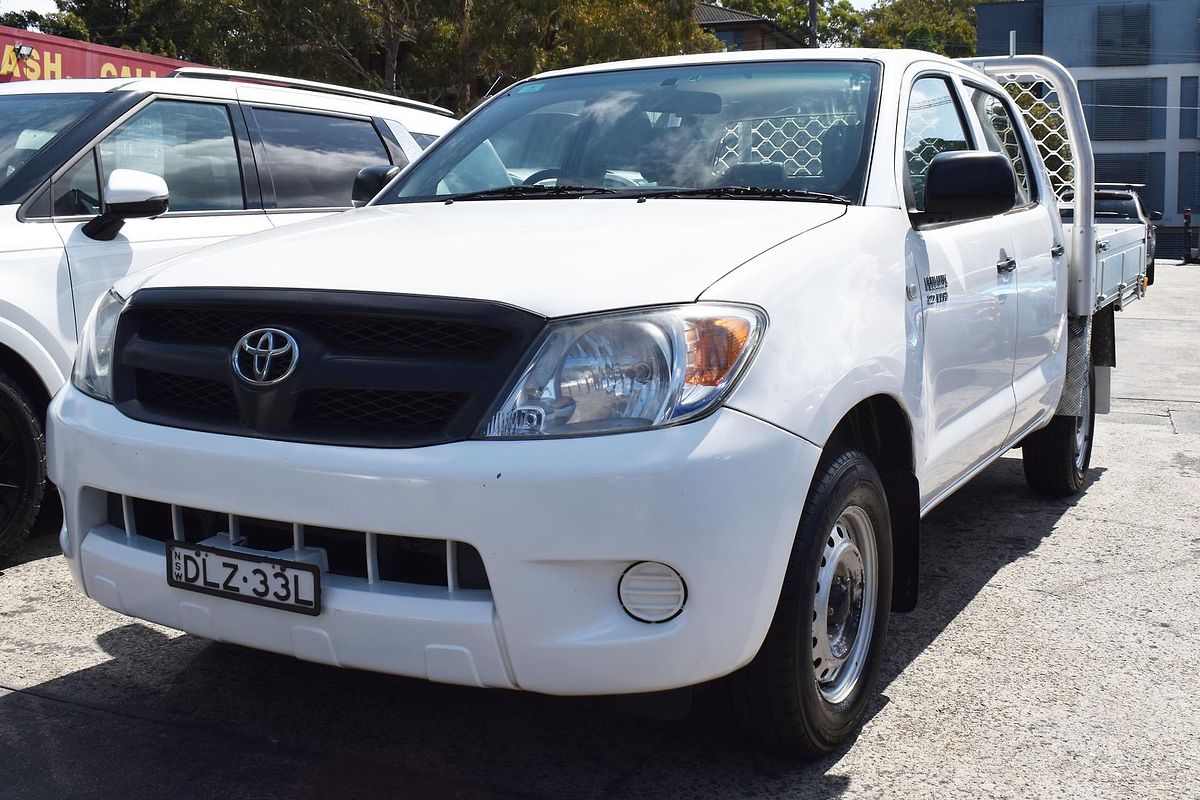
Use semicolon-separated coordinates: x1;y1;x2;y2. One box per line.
967;87;1033;206
253;109;390;209
904;77;971;212
99;100;244;212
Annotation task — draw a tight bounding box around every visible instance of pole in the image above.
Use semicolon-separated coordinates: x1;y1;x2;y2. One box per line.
809;0;818;48
1185;208;1194;264
1009;29;1017;57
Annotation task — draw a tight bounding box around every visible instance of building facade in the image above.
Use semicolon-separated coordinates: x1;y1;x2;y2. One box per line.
977;0;1200;258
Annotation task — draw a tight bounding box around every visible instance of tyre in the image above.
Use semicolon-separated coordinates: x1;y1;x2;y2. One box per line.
1022;366;1095;497
1146;260;1155;286
720;448;893;756
0;371;46;565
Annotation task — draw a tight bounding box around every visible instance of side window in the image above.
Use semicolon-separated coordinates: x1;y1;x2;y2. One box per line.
904;77;971;211
99;100;244;213
968;87;1033;206
52;150;101;217
253;109;390;209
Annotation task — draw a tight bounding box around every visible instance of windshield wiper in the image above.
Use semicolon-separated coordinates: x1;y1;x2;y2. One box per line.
445;184;616;203
635;185;850;204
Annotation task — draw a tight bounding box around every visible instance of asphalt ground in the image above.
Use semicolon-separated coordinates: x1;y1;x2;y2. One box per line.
2;262;1198;799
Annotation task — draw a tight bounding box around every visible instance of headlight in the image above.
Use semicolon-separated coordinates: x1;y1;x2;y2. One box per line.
72;289;125;402
480;304;765;438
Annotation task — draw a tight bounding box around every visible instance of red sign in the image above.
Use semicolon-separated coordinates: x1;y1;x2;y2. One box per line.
0;25;195;83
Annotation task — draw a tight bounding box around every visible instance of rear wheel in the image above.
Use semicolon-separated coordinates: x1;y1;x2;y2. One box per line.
720;449;892;756
1022;366;1094;496
0;371;46;565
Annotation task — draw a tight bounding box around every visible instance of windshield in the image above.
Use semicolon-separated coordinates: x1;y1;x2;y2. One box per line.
1061;194;1142;223
0;93;102;194
380;60;881;204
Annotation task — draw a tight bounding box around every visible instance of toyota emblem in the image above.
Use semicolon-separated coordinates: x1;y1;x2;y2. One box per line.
233;328;299;386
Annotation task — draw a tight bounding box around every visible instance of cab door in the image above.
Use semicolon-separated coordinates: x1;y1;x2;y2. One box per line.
962;83;1064;433
903;74;1019;505
52;98;271;333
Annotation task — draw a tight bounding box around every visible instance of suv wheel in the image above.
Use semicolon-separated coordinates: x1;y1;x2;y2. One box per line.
720;449;893;756
0;372;46;565
1022;365;1094;496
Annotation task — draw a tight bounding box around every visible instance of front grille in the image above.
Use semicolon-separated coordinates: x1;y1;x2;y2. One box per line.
106;492;491;591
140;309;511;355
309;389;466;430
111;289;544;448
137;371;238;417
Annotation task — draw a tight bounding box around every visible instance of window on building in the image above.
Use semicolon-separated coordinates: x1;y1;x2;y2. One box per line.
255;109;391;209
1090;79;1153;140
715;30;746;52
1096;3;1151;67
904;77;971;212
99;100;244;213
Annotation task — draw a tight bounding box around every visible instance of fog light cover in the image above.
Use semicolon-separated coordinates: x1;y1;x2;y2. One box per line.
619;561;687;623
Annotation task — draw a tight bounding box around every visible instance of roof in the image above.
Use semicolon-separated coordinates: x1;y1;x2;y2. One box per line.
536;48;958;81
692;3;768;25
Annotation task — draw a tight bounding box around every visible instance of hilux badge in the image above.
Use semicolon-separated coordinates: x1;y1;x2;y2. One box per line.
233;328;299;386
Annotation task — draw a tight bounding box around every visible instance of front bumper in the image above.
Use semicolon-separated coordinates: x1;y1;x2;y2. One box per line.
49;387;819;694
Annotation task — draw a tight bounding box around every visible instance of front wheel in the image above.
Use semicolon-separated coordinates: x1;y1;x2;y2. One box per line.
0;371;46;565
1022;366;1095;496
720;448;893;756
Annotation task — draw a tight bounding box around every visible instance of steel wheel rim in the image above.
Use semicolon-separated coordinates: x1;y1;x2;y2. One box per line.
812;504;878;705
0;400;27;529
1074;380;1091;472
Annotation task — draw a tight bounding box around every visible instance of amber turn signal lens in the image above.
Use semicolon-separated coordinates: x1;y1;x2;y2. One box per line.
685;317;752;386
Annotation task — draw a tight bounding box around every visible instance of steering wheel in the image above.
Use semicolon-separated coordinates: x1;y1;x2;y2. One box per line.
522;169;562;186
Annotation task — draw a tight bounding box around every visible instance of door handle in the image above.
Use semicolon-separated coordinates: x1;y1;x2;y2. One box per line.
1050;243;1064;258
996;257;1017;273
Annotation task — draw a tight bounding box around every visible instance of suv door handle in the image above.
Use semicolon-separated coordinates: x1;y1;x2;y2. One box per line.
997;257;1017;273
1050;243;1064;258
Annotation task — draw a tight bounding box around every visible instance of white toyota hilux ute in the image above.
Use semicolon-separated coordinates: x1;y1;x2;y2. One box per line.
0;69;455;560
47;50;1147;756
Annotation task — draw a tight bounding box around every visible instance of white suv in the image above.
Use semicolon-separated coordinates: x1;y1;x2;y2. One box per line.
0;69;454;560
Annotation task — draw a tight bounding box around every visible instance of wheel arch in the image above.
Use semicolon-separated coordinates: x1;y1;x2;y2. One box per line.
823;394;920;612
0;336;60;425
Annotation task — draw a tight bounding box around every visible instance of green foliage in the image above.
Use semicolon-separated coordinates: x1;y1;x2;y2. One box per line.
0;9;90;40
859;0;976;58
719;0;864;47
14;0;718;112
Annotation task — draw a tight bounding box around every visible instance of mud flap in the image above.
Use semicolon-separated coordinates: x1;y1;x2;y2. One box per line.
890;469;920;613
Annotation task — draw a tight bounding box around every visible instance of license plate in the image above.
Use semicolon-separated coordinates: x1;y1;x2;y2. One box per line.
166;542;321;616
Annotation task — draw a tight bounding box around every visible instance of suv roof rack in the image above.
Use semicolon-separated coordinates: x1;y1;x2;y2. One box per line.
166;67;455;118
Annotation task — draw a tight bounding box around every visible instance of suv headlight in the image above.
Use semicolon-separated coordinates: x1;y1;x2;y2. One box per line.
72;289;125;402
480;304;765;438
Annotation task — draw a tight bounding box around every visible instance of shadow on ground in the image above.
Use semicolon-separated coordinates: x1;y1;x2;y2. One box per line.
0;456;1102;799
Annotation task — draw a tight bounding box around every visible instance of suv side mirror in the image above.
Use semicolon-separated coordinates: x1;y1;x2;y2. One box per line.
83;169;170;241
352;163;402;208
913;151;1016;229
1150;210;1163;221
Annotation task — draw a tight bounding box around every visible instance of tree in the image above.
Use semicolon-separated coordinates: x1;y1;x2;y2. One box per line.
719;0;865;48
859;0;976;57
0;9;90;40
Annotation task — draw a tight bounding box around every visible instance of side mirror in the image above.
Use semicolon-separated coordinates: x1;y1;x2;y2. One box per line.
914;151;1016;229
352;163;402;208
1150;210;1163;221
83;169;170;241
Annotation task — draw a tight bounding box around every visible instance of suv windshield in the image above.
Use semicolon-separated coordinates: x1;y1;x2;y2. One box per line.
1061;193;1142;223
380;60;881;204
0;93;101;194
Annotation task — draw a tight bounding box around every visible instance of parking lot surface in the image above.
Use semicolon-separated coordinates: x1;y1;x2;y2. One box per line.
2;263;1198;799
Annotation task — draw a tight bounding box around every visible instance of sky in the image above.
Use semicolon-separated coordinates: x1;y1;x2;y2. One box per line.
1;0;57;14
